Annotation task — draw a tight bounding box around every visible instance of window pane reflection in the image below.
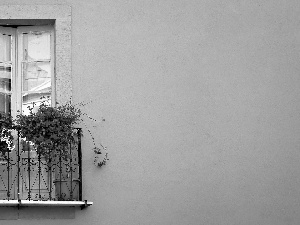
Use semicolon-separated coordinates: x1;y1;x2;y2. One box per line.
23;32;50;61
0;63;11;114
0;34;11;62
0;93;11;114
22;62;51;92
0;64;11;92
22;93;51;115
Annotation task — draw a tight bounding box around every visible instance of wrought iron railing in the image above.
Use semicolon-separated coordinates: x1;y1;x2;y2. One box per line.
0;128;82;201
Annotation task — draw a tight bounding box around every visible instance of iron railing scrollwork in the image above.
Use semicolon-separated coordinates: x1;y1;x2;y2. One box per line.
0;128;82;201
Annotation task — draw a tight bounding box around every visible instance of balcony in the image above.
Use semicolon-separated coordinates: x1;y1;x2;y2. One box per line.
0;128;92;208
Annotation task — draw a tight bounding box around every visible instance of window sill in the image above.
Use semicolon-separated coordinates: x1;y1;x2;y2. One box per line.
0;200;93;209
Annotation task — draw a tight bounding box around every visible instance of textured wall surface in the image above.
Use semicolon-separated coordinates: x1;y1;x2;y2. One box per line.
1;0;300;224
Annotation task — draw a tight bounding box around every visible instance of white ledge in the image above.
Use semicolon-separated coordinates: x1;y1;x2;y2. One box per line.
0;200;93;208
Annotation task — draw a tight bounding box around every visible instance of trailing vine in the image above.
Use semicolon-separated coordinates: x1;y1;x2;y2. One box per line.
74;99;109;167
0;97;108;167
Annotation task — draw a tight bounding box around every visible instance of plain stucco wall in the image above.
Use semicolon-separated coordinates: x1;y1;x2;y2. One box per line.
1;0;300;224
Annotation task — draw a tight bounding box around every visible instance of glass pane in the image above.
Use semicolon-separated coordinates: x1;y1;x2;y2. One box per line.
22;62;51;92
23;32;50;61
0;63;11;114
0;93;11;114
22;93;51;115
0;34;11;62
0;64;11;92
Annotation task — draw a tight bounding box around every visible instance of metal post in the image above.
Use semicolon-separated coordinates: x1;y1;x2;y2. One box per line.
27;143;31;200
38;151;41;200
59;147;62;200
17;131;20;201
77;128;82;201
7;142;10;200
48;148;52;200
70;142;73;200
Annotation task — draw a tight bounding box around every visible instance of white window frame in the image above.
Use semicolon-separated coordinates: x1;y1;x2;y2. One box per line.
17;25;55;114
0;25;55;117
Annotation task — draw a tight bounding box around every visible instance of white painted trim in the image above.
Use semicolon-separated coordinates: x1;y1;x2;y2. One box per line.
0;200;18;206
0;200;93;207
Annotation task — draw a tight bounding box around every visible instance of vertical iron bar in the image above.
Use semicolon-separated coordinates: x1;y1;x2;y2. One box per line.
27;143;31;200
59;147;62;200
77;128;82;201
38;151;41;200
17;131;20;201
70;142;73;200
7;141;10;200
49;148;52;200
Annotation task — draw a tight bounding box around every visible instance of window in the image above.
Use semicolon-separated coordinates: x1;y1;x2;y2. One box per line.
0;7;91;209
0;25;56;200
0;24;89;206
0;25;55;116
